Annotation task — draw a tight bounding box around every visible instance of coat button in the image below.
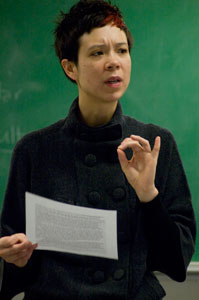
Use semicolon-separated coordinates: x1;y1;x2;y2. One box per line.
113;269;125;281
93;270;105;284
84;154;97;167
112;187;126;202
88;191;101;205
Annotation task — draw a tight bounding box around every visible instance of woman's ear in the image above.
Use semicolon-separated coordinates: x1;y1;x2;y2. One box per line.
61;59;78;82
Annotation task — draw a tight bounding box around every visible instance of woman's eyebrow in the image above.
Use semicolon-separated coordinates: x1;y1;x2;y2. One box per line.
88;42;128;51
88;44;105;51
115;42;128;47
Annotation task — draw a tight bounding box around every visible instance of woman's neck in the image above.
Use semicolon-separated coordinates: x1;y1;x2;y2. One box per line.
78;97;118;127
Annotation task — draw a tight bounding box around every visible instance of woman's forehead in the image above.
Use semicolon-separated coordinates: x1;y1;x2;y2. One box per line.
79;24;128;49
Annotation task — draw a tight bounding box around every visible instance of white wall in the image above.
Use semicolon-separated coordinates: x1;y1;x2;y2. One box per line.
157;273;199;300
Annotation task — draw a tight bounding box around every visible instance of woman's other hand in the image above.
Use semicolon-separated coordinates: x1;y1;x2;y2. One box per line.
117;135;161;203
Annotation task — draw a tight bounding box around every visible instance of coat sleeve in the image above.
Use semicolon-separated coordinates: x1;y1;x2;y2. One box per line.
141;131;196;282
0;138;40;298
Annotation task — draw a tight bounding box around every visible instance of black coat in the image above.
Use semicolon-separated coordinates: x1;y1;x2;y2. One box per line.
0;99;196;299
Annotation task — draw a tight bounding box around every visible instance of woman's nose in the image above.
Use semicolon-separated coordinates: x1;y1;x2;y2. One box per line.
105;54;120;70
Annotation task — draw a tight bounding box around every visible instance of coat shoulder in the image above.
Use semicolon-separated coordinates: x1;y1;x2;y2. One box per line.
13;119;66;153
122;114;174;143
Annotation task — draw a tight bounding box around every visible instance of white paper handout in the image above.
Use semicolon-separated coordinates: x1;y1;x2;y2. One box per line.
26;192;118;260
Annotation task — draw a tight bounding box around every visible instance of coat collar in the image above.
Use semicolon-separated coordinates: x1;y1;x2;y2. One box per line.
63;98;123;142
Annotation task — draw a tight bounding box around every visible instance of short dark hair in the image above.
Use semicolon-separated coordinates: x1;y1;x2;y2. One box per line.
54;0;133;71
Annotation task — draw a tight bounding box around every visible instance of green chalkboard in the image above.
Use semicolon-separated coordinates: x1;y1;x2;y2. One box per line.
0;0;198;262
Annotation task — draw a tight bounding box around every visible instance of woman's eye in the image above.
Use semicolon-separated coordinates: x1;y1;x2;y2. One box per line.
92;51;103;56
118;48;128;54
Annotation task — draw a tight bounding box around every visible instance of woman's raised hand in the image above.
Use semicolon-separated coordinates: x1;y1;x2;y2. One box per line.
117;135;161;203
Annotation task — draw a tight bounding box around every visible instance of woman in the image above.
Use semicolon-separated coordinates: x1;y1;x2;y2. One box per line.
0;0;196;299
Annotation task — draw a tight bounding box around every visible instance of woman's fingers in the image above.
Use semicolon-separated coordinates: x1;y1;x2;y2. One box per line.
4;241;36;258
151;136;161;159
117;148;128;170
128;135;161;158
118;135;161;159
118;138;143;153
0;234;22;248
118;135;155;153
1;236;31;255
130;135;152;152
9;243;37;267
0;233;38;267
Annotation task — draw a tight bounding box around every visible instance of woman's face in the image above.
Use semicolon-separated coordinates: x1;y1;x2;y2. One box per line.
73;24;131;107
